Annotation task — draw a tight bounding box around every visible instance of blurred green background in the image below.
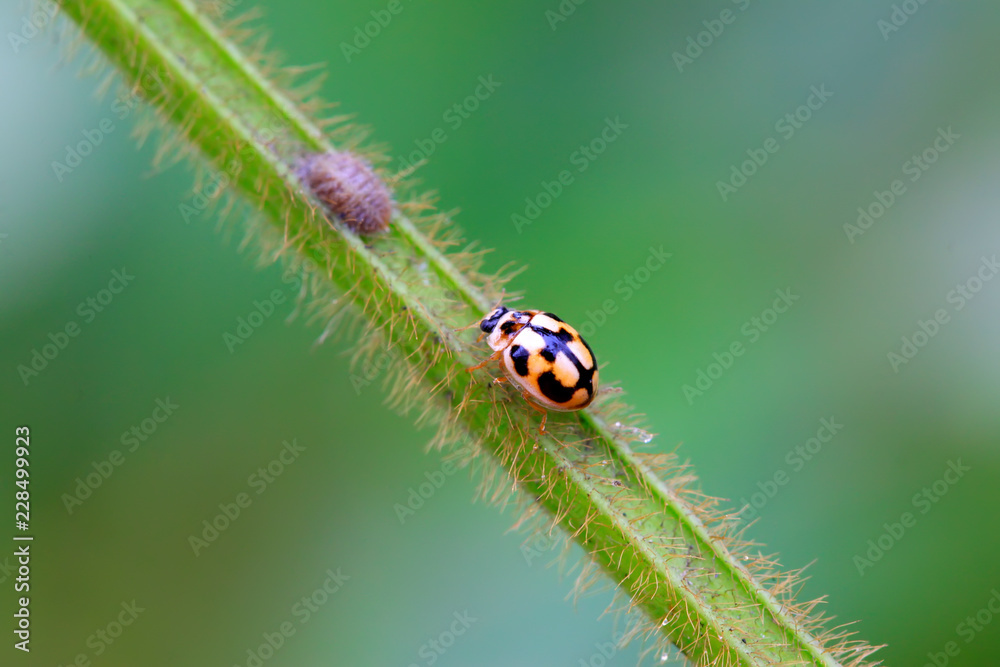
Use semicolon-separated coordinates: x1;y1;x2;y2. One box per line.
2;0;999;665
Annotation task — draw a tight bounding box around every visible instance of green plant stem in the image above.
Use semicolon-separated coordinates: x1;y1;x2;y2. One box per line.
59;1;879;665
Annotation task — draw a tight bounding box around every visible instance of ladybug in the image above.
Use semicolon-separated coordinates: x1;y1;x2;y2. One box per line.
467;306;599;432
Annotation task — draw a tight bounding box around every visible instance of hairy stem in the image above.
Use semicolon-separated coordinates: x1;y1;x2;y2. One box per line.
58;1;880;665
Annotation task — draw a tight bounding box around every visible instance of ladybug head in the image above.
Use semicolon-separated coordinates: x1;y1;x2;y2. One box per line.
479;306;510;333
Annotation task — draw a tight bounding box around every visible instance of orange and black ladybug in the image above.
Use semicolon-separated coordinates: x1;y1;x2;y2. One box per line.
468;306;598;432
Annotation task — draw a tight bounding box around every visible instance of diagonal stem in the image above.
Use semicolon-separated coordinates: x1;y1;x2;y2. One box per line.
57;1;881;665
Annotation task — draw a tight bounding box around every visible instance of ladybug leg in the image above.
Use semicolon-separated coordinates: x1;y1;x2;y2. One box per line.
453;318;483;333
453;319;488;344
520;395;549;435
491;375;509;385
466;348;503;373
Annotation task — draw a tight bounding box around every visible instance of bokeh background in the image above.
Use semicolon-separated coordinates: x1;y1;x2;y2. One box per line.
2;1;999;665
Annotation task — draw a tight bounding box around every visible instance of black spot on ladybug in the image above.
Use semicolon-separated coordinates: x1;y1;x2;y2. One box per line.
531;325;597;395
542;312;564;322
572;361;594;393
509;344;530;376
554;327;575;342
537;371;577;404
500;320;519;335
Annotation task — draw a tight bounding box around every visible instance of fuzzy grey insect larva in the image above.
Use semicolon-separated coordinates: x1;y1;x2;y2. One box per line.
296;151;393;234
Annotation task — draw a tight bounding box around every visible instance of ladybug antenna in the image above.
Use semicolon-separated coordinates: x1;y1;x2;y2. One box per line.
490;290;506;311
455;290;508;333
